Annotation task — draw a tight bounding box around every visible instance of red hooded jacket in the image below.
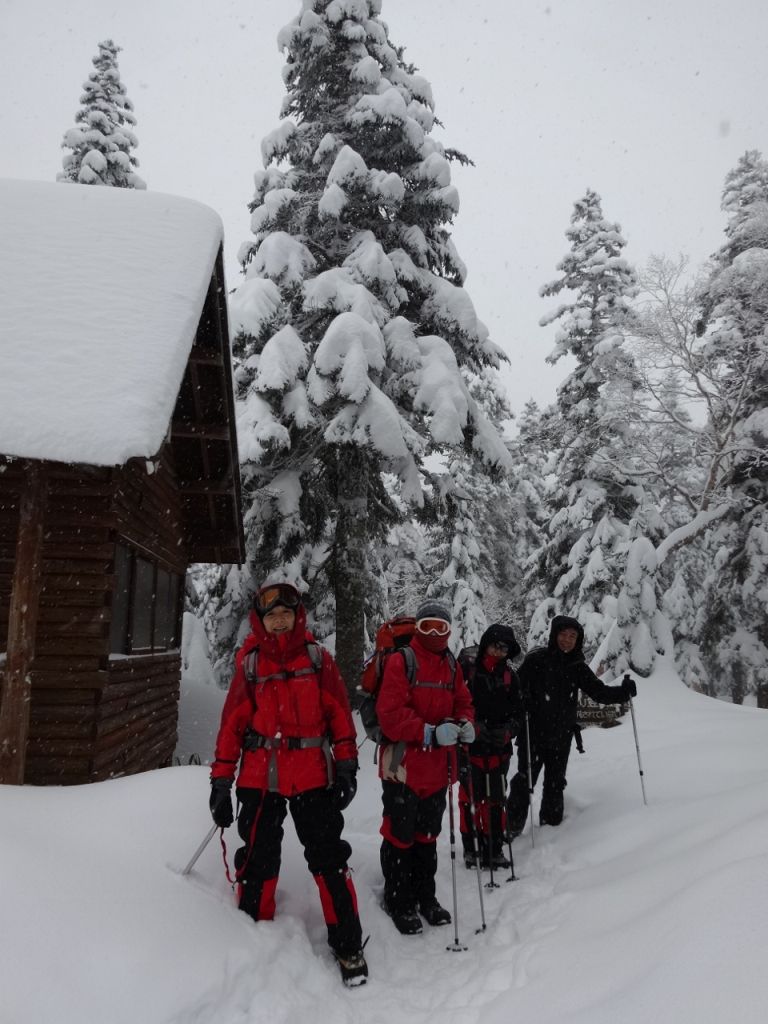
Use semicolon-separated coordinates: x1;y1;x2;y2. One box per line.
211;606;357;796
376;634;474;796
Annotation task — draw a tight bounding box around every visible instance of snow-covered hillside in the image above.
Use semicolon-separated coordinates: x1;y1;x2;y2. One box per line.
2;662;767;1024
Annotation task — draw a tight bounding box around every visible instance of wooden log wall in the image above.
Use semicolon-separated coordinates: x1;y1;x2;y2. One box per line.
96;653;180;781
113;447;187;574
0;462;21;651
1;450;188;785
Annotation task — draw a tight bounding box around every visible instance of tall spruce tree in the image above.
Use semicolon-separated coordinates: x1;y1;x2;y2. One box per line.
58;40;145;189
694;150;768;703
424;367;517;650
224;0;510;696
529;189;641;652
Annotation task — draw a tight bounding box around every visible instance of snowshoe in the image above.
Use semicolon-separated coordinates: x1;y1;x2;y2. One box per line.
464;852;479;870
334;949;368;987
417;899;451;927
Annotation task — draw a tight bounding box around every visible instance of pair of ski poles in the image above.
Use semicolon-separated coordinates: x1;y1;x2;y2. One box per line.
445;744;517;951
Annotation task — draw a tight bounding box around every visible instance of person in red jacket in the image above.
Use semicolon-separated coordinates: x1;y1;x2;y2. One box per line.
209;581;367;987
376;600;475;936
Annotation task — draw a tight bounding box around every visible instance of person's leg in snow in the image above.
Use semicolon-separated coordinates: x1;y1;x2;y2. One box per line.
412;839;451;926
539;744;570;826
380;782;451;930
234;788;286;920
289;786;366;983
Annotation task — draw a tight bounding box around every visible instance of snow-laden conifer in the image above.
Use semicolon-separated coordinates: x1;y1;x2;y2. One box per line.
422;368;520;649
529;190;641;653
58;40;145;189
222;0;510;693
600;530;670;678
694;151;768;702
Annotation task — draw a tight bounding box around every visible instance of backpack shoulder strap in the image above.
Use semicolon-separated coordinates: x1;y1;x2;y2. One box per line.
243;646;259;683
400;645;418;686
399;647;457;689
307;642;323;673
244;642;323;684
447;650;457;687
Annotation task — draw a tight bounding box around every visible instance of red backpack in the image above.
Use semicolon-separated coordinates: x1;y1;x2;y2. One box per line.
358;616;457;744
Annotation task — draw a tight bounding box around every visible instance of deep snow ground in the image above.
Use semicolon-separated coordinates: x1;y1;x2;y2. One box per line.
2;661;767;1024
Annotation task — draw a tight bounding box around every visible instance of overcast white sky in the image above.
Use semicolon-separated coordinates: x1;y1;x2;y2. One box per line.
2;0;766;415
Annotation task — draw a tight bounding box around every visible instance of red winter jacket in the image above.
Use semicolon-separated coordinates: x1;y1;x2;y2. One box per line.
376;634;474;797
211;607;357;796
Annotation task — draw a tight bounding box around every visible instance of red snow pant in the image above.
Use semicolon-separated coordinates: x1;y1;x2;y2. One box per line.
234;785;362;957
458;754;510;859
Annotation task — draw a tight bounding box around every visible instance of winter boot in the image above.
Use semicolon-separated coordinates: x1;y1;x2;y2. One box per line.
333;949;369;987
383;901;423;935
488;850;511;869
417;898;452;927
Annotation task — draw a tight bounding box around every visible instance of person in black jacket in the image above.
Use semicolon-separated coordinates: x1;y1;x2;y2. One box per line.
506;615;636;835
458;624;525;869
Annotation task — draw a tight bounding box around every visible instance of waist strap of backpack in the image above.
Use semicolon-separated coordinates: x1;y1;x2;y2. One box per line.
243;729;326;752
242;730;333;791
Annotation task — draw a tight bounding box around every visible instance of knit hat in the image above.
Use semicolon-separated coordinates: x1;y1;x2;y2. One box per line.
415;600;451;623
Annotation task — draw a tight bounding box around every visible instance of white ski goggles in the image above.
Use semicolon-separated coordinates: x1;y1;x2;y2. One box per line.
416;617;451;637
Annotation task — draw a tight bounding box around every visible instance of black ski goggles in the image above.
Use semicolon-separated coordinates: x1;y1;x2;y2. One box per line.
254;583;301;614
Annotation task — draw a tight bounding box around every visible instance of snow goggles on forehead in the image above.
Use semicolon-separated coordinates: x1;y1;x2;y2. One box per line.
254;583;301;614
416;617;451;637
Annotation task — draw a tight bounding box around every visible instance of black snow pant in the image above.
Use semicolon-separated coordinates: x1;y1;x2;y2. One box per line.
506;738;571;834
379;780;446;913
235;785;362;957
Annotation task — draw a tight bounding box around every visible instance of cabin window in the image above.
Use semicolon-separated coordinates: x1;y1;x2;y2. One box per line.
110;542;182;654
109;542;131;652
131;557;154;651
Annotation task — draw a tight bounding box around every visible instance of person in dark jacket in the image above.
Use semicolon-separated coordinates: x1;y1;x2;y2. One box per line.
376;600;475;936
458;624;524;869
209;580;367;986
506;615;637;836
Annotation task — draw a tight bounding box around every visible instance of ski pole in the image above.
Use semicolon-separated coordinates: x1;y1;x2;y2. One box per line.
501;772;516;882
525;712;535;848
445;753;467;951
182;823;218;876
626;686;647;806
461;746;487;933
484;763;499;891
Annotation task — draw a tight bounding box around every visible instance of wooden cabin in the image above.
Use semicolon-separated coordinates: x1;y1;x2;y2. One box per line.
0;179;244;785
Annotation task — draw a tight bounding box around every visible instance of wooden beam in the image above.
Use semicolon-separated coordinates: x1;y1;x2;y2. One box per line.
170;421;230;441
188;345;223;367
0;461;47;784
178;477;233;495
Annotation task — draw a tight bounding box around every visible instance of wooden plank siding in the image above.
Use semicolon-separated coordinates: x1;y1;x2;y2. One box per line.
0;451;187;785
113;447;187;575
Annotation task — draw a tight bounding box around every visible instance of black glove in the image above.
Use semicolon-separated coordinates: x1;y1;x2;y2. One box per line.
332;760;358;810
620;676;638;700
209;777;234;828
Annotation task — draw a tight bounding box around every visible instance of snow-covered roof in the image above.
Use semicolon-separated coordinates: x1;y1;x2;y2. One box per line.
0;178;224;465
